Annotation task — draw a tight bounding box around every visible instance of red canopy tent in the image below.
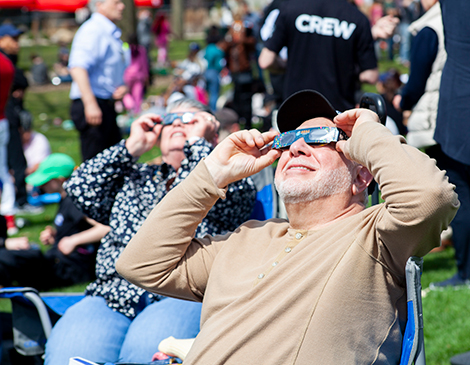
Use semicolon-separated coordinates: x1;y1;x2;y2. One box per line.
31;0;88;12
134;0;162;7
0;0;162;11
0;0;36;8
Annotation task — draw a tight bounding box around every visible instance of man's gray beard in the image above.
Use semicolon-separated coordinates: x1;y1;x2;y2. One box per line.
275;165;353;204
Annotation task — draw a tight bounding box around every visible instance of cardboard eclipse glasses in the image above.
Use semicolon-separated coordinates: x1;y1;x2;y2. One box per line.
272;127;348;150
159;112;198;126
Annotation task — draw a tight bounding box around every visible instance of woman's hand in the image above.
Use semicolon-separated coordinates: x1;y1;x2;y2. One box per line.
186;112;220;146
125;113;164;157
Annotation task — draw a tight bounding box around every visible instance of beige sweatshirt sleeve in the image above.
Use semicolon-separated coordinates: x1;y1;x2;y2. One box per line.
348;121;459;268
116;160;229;302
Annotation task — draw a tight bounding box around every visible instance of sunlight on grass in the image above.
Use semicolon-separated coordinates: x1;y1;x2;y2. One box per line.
422;249;470;363
423;288;470;363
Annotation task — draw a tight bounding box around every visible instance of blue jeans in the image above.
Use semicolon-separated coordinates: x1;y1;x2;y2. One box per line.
44;296;202;364
205;69;220;111
398;22;411;63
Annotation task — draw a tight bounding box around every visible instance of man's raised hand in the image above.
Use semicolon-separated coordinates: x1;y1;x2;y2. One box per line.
205;129;281;188
334;108;379;159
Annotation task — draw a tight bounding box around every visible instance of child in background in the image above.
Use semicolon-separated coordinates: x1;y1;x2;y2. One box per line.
52;42;73;84
0;153;110;291
30;54;49;85
19;109;51;176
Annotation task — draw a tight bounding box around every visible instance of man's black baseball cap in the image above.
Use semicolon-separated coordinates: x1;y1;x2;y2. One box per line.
276;90;339;133
276;89;378;195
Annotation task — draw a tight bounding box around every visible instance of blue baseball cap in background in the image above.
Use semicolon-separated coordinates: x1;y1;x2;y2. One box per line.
189;42;200;52
0;24;24;38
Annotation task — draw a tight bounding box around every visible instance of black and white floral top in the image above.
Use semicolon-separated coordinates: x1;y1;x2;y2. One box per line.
65;138;256;318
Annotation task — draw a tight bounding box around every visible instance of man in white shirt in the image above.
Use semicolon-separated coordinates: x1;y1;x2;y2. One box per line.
68;0;130;161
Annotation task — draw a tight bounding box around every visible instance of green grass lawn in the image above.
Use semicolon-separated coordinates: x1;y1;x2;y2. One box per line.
422;249;470;363
1;40;469;364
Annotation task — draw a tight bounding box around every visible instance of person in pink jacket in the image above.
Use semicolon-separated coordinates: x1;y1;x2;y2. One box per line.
123;34;149;115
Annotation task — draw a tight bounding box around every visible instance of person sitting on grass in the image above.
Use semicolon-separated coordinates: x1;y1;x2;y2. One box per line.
19;110;51;177
0;153;109;291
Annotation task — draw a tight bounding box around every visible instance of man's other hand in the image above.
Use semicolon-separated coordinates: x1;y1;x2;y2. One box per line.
205;129;281;188
113;85;128;101
334;108;380;160
84;100;103;126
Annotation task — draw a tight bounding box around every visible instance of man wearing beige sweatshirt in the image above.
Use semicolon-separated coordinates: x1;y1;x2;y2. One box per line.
118;90;459;364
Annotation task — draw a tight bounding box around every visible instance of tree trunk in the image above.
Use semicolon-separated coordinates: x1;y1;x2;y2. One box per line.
171;0;184;40
117;0;137;42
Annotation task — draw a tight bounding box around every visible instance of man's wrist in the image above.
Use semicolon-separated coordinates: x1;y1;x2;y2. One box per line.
83;99;99;109
203;158;228;189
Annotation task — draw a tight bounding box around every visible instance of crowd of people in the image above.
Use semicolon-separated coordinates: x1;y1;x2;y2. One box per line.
0;0;469;363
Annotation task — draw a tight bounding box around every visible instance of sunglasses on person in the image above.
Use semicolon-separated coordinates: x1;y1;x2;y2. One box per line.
272;127;348;150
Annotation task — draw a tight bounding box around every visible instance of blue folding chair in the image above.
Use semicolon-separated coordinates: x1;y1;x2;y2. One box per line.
0;287;84;357
249;166;278;220
0;287;183;365
400;257;426;365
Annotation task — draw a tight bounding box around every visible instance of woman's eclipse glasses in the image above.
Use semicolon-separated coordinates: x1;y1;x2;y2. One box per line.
157;112;215;126
160;112;197;125
272;127;348;150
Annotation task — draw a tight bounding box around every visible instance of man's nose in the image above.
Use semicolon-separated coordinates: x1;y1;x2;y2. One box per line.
289;138;311;156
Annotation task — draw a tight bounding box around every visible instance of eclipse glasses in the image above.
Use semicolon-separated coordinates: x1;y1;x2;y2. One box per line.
272;127;348;150
160;112;197;126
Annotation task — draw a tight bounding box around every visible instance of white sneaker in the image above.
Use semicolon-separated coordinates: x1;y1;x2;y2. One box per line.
7;226;19;236
16;204;45;215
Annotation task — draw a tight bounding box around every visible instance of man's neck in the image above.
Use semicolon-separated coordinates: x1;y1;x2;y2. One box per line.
95;11;117;26
285;194;365;231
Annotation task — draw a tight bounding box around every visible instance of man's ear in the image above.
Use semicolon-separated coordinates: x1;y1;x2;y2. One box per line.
352;165;373;196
